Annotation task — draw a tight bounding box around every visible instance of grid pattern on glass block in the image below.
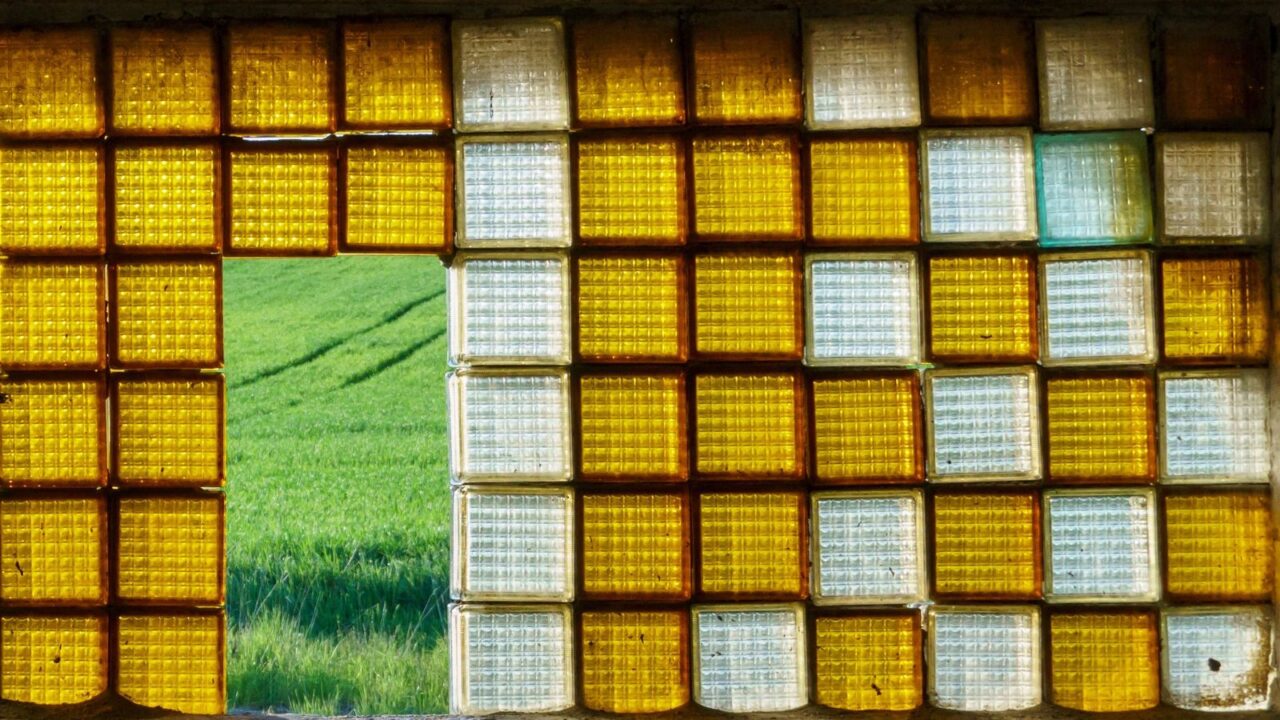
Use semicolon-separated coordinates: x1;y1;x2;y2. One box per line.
1157;134;1270;242
0;28;101;138
1161;255;1269;363
341;20;451;130
1163;609;1273;711
694;373;802;479
808;136;917;244
343;144;451;252
228;147;334;255
113;143;220;252
1036;133;1152;245
572;18;684;128
922;17;1034;124
932;493;1040;599
1;615;106;704
699;492;804;598
577;255;684;362
582;493;687;599
110;27;219;135
0;376;103;487
694;253;800;358
691;134;802;241
1046;375;1153;483
458;490;571;600
814;613;921;711
458;138;569;247
928;371;1038;480
226;24;332;134
1161;371;1269;482
116;613;223;716
1045;492;1156;600
116;495;223;604
1041;254;1151;363
804;16;920;129
813;493;922;602
928;254;1036;362
576;136;685;245
811;374;921;484
454;19;568;131
1163;492;1273;601
112;260;222;368
579;374;685;481
451;255;568;364
0;144;102;255
580;610;688;713
929;608;1040;711
1036;18;1154;130
114;375;223;487
0;260;104;370
689;13;800;125
451;371;569;481
0;496;103;603
1049;612;1159;711
452;607;571;714
922;131;1034;240
808;255;917;364
694;606;805;712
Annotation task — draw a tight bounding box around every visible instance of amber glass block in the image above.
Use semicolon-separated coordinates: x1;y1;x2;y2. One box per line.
815;613;922;711
1050;611;1159;712
110;27;219;135
577;254;686;362
228;146;335;256
576;135;686;246
116;612;225;715
691;134;803;241
694;372;805;480
116;493;224;605
343;143;451;253
809;134;918;245
572;17;684;127
0;28;101;138
113;374;224;488
698;491;806;598
1161;19;1270;129
693;252;801;359
227;24;333;134
1164;491;1274;602
1046;374;1154;484
578;373;686;481
922;16;1035;125
0;495;105;605
0;143;103;255
1161;255;1268;364
0;375;104;488
1;614;107;704
932;491;1041;600
811;374;923;484
928;254;1037;362
0;260;105;370
111;259;222;369
581;610;689;713
581;492;689;599
690;12;800;124
112;143;220;253
341;19;451;130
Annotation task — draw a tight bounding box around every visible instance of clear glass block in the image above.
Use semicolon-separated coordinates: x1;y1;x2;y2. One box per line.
452;487;573;602
1157;133;1270;244
1044;490;1158;602
456;136;570;248
448;370;571;482
1159;370;1269;483
929;607;1041;711
926;368;1040;481
1035;132;1152;246
1036;18;1154;130
1040;251;1154;365
805;253;920;366
812;491;925;604
448;253;569;366
1162;608;1272;711
452;18;568;131
804;16;920;129
692;604;807;712
449;604;573;715
922;129;1036;242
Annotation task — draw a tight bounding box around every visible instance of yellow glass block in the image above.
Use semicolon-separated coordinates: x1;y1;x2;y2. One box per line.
928;254;1038;362
699;491;806;598
112;143;220;253
0;260;104;370
227;24;333;134
1046;375;1154;483
112;259;222;368
694;252;801;358
343;144;451;252
810;135;919;244
579;374;686;481
692;134;803;241
114;375;224;487
695;372;805;479
1;615;107;704
110;27;219;135
0;496;105;604
572;17;682;127
933;492;1041;600
815;613;922;711
0;144;103;255
117;493;223;605
812;374;922;484
0;375;104;487
1050;611;1159;712
581;492;689;599
0;28;101;138
577;255;686;361
1164;492;1274;601
690;13;801;124
229;147;335;256
581;610;689;713
1161;256;1269;363
116;613;225;715
342;19;451;129
576;135;686;245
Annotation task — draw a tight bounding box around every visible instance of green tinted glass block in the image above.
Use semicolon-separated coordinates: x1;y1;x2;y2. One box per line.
1035;131;1152;247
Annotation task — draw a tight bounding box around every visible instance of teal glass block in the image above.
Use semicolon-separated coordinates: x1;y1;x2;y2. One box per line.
1035;131;1152;247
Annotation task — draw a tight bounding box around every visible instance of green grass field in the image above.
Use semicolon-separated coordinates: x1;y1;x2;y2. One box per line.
223;256;450;714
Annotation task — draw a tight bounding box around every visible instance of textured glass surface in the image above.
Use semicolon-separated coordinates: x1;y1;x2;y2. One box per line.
342;19;451;129
1046;375;1153;483
450;606;572;714
576;135;685;245
1045;492;1156;600
1;615;107;704
116;613;224;715
1036;18;1154;130
0;28;101;138
694;252;801;358
577;255;685;362
699;492;804;598
1163;492;1273;601
114;375;223;487
929;608;1040;711
450;371;570;482
1157;133;1270;243
449;255;569;365
1035;132;1152;245
693;605;806;712
1049;612;1159;711
112;259;222;368
456;489;572;600
458;138;569;247
110;27;219;135
691;134;802;241
1161;255;1269;363
690;12;800;124
928;370;1038;480
228;147;334;255
454;18;568;131
0;143;102;255
1161;371;1269;482
0;496;104;603
808;255;918;365
805;16;920;129
1041;254;1152;363
808;136;917;244
694;372;803;479
581;492;687;599
113;143;220;253
0;260;104;370
0;375;104;487
922;17;1035;124
226;24;332;133
932;493;1040;599
811;374;921;484
572;17;683;127
928;254;1036;362
813;493;922;602
579;374;685;481
814;613;921;711
343;144;451;252
116;494;223;604
1163;609;1273;711
580;610;688;713
922;130;1035;240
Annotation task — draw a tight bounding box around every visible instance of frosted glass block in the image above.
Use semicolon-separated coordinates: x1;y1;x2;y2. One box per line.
1157;133;1270;244
448;370;571;482
803;16;920;129
453;18;568;131
922;129;1036;242
805;252;920;366
1045;490;1159;602
1040;251;1154;365
448;253;570;366
1162;608;1272;711
692;604;807;712
1036;18;1154;130
812;491;925;604
926;368;1040;482
451;487;573;602
457;136;570;248
928;607;1041;711
449;604;573;715
1159;370;1269;484
1035;132;1152;246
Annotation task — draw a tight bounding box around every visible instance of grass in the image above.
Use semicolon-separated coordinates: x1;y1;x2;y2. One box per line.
222;255;450;715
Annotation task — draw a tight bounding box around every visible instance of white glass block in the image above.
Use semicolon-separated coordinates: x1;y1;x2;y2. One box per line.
448;369;571;482
1040;252;1154;365
812;491;925;604
1036;132;1152;245
448;253;570;366
1037;18;1154;130
926;368;1040;481
803;16;920;129
1044;490;1158;602
692;604;807;712
1160;370;1269;484
457;136;571;248
805;253;920;366
929;607;1041;711
1162;607;1273;711
922;130;1037;242
1157;133;1270;244
451;487;574;602
449;604;573;715
453;18;569;131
